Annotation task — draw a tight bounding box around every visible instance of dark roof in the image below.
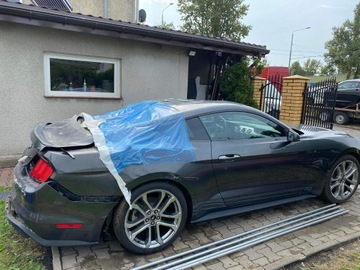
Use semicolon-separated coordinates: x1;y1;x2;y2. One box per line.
0;0;269;57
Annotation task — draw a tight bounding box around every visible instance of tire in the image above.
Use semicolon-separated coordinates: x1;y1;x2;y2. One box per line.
113;182;187;254
333;112;349;125
321;155;360;204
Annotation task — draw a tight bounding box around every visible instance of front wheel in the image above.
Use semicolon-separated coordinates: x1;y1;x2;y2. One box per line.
322;155;360;204
333;112;349;125
113;182;187;254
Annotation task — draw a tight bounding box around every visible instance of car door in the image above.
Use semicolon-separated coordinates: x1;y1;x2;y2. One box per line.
199;111;313;208
336;81;360;107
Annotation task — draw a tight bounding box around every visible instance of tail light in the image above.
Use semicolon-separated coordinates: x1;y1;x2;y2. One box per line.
29;158;54;183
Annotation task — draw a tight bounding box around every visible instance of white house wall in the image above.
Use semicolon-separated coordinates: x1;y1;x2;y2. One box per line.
0;22;189;159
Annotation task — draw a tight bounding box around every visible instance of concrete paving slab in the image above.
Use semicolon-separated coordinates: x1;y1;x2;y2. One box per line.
55;195;360;270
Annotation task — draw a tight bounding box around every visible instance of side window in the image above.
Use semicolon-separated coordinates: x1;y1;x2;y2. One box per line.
199;112;287;141
338;81;359;91
186;117;209;140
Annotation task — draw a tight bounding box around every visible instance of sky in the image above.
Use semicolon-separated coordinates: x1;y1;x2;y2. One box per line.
138;0;359;67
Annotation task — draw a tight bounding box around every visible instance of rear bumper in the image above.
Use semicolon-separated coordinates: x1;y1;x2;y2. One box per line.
6;163;118;247
6;193;96;246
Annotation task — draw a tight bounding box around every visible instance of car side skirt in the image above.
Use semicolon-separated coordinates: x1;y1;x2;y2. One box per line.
191;194;317;223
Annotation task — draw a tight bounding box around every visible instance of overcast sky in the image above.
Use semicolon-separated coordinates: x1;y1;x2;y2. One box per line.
138;0;358;67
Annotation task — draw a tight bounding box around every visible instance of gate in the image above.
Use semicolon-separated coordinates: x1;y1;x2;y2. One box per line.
259;74;283;119
301;78;338;129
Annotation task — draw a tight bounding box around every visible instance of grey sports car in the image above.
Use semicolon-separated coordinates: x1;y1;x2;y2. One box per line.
6;99;360;254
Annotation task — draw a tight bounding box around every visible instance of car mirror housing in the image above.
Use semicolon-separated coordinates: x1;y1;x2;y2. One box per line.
287;131;300;142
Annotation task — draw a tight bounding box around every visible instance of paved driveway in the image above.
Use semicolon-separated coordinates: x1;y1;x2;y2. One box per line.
53;125;360;270
54;195;360;270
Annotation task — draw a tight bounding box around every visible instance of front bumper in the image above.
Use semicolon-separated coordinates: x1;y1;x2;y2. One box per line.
5;163;118;246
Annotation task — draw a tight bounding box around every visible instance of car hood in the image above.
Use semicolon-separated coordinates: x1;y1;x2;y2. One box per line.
297;124;350;139
31;115;93;149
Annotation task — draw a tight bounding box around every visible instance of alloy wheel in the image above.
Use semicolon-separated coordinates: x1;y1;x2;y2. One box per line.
124;188;183;249
330;159;359;200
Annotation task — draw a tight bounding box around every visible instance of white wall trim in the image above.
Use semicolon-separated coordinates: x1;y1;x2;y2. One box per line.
44;53;121;99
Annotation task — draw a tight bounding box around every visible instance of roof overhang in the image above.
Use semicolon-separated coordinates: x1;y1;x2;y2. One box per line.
0;0;270;57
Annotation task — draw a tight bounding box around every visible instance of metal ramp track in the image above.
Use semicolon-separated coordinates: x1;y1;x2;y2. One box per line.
132;204;347;270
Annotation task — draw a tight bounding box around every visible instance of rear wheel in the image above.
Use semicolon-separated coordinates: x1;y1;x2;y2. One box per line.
333;112;349;125
113;182;187;254
322;155;360;204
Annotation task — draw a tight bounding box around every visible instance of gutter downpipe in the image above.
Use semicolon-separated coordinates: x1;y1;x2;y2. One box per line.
135;0;139;22
103;0;108;19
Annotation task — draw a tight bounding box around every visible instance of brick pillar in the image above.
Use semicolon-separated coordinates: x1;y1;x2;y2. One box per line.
252;76;266;107
280;75;310;126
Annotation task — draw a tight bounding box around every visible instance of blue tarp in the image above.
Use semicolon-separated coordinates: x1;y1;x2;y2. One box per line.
85;101;195;174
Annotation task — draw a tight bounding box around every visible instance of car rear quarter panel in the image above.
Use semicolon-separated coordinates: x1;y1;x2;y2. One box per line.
45;147;122;197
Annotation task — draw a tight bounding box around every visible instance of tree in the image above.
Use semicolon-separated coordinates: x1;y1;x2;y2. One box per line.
303;59;321;76
159;22;176;30
320;64;337;77
290;61;305;76
324;3;360;79
220;58;263;107
178;0;251;41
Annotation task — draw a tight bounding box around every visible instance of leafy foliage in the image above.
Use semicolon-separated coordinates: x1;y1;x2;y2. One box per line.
291;59;322;76
220;58;263;107
178;0;251;41
320;64;337;76
290;61;306;76
159;22;176;30
303;59;321;76
324;3;360;79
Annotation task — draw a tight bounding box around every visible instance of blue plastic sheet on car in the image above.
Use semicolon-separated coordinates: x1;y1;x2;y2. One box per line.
82;101;195;205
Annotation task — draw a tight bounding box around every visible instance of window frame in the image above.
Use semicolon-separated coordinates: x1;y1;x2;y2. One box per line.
338;81;360;91
199;111;287;141
44;53;121;99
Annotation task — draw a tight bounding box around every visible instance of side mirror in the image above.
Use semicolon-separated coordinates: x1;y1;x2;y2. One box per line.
287;131;300;142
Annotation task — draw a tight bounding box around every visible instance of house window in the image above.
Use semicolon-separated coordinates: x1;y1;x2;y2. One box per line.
44;53;121;98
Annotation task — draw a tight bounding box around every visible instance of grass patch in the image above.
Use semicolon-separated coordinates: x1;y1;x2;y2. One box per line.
0;200;48;269
0;186;10;192
310;74;347;83
292;239;360;270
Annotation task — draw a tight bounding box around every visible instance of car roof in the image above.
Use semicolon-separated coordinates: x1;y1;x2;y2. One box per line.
162;99;257;118
339;79;360;83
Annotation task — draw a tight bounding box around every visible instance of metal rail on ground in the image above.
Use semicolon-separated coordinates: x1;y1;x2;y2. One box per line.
132;204;347;270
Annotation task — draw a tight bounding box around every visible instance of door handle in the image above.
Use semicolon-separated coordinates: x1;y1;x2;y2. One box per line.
218;154;241;160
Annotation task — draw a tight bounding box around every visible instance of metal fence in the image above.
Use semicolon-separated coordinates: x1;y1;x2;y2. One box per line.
259;74;283;119
301;78;338;129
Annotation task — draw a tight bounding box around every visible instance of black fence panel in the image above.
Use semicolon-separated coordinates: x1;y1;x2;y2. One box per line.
301;78;338;129
259;74;283;119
